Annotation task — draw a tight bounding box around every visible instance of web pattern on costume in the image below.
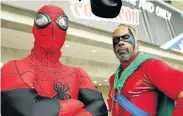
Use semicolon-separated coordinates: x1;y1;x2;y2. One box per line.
2;5;95;100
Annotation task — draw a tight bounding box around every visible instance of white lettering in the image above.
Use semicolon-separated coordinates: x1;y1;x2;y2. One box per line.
148;2;154;13
156;6;171;20
167;11;172;21
124;0;137;6
138;0;147;9
138;0;154;13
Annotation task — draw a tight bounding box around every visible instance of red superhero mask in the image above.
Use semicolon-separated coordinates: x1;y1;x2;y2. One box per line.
32;5;69;51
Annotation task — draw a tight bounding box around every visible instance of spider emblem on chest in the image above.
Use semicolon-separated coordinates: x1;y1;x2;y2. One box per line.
53;82;71;100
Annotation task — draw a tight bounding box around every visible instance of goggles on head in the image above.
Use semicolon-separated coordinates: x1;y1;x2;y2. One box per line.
34;12;69;31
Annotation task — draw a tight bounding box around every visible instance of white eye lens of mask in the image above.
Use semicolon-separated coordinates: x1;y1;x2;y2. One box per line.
35;13;49;26
56;16;69;30
58;17;67;26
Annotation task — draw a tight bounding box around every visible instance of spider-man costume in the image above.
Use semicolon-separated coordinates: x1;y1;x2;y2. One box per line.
1;5;108;116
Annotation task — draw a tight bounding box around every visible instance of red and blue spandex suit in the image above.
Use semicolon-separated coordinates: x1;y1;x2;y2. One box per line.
1;5;108;116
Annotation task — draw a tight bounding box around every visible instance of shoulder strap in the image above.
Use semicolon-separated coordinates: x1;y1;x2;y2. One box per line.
112;94;151;116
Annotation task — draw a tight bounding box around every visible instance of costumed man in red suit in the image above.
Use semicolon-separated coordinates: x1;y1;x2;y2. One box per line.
107;24;183;116
1;5;108;116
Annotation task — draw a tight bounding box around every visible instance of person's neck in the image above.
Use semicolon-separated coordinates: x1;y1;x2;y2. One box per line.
29;44;61;66
120;51;140;70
